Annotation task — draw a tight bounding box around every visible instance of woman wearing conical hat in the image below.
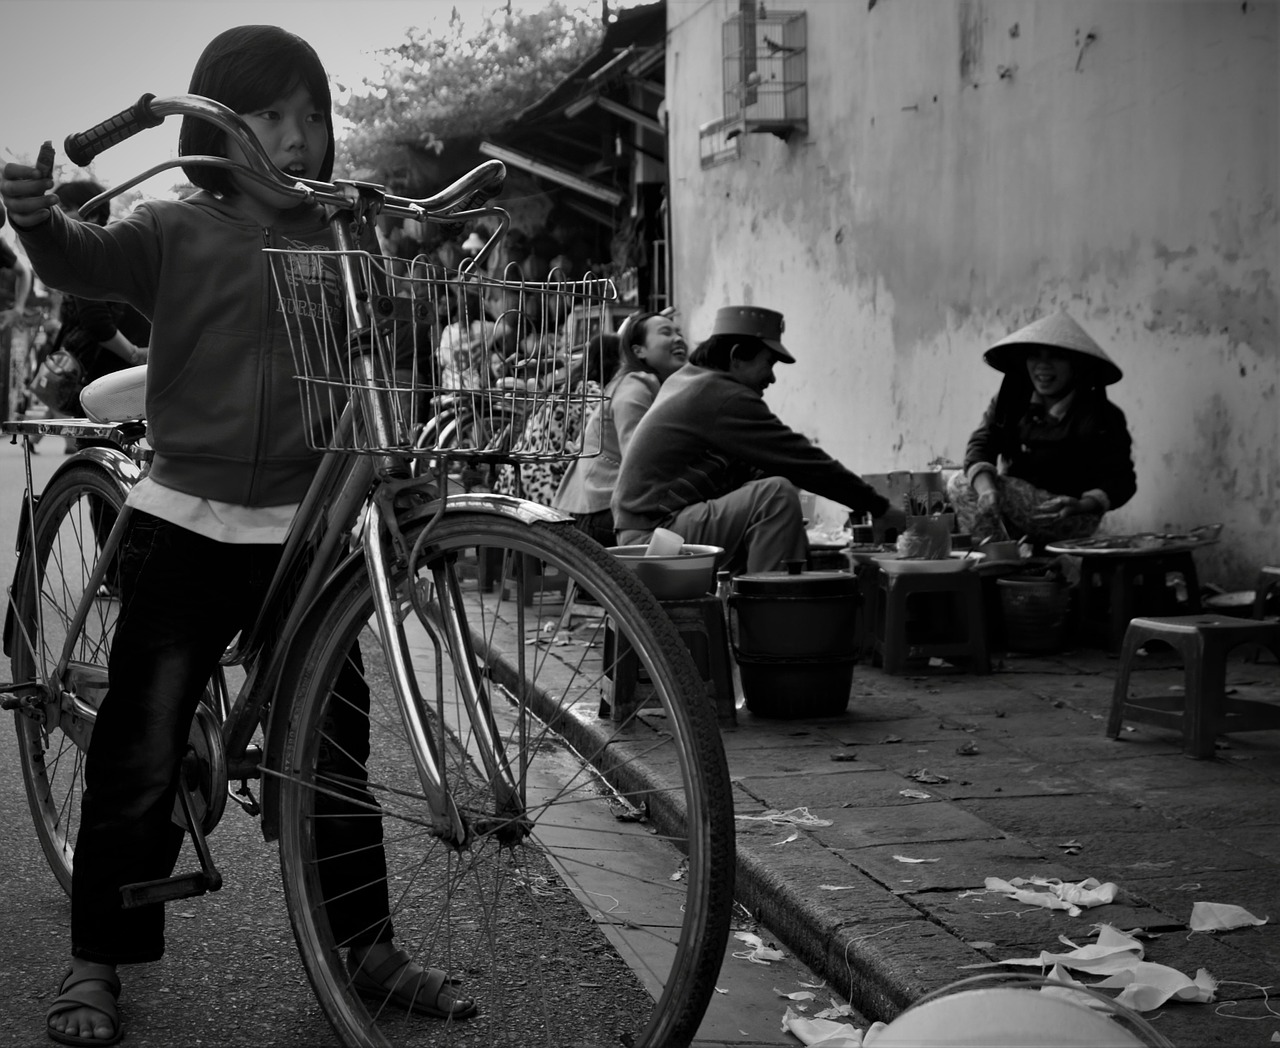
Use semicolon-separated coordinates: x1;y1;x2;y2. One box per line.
948;311;1137;546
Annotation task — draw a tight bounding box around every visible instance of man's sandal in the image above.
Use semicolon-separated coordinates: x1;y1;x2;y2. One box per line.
46;964;122;1047
346;947;478;1021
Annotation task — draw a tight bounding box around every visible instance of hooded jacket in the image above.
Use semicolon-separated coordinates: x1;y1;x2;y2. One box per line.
19;193;340;505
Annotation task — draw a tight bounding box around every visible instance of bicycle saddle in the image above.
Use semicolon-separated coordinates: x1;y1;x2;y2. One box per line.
81;364;147;423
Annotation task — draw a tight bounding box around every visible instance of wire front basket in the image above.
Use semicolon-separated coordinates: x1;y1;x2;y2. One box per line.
265;248;616;460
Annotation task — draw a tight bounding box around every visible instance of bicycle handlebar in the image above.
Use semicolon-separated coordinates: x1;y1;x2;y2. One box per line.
67;93;507;227
64;93;165;166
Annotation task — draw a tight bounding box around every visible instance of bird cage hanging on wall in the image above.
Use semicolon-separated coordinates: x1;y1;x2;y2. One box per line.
721;8;808;140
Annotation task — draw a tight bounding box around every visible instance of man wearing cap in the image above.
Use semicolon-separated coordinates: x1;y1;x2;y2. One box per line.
947;310;1136;546
612;305;905;572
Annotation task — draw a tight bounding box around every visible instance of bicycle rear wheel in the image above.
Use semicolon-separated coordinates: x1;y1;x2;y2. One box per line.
277;513;735;1047
8;461;129;893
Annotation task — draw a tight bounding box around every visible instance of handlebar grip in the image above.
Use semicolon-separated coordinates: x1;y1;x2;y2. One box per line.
64;94;163;167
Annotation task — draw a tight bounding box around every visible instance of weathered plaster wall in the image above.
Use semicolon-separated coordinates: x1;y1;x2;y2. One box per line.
666;0;1278;585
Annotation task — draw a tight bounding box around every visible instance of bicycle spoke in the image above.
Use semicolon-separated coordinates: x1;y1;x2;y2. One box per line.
11;465;130;895
277;514;733;1046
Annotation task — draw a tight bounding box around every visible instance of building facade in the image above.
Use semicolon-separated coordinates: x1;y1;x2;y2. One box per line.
665;0;1278;585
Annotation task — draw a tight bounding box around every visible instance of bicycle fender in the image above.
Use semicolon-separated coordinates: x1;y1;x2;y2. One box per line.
47;446;143;513
257;495;573;841
4;447;141;658
439;492;572;525
9;446;138;560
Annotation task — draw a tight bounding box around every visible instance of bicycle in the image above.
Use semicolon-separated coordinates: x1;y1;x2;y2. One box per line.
1;92;734;1047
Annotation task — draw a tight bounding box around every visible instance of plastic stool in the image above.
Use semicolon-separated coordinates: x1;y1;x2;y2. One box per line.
1254;565;1280;619
872;569;990;674
850;561;880;661
1074;550;1201;650
1107;614;1280;758
604;595;737;727
477;547;572;605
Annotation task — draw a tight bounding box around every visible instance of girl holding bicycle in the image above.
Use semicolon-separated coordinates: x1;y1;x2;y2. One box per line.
2;25;476;1046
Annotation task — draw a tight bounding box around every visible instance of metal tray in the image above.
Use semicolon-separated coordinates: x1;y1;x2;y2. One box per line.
1045;532;1220;557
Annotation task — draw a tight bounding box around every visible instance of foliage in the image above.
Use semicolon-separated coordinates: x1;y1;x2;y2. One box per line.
336;3;603;180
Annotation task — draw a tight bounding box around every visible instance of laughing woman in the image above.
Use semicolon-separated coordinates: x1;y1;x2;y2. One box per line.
948;311;1137;548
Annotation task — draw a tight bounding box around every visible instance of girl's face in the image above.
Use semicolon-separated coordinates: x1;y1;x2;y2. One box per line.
1026;347;1075;400
227;81;328;217
633;315;688;379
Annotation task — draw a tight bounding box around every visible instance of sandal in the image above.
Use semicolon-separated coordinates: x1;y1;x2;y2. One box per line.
346;947;477;1021
46;964;122;1046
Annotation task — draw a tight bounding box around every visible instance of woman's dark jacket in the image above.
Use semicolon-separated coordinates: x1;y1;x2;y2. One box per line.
963;376;1137;510
55;295;152;384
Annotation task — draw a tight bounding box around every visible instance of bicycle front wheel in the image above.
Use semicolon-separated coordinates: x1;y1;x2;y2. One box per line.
277;513;735;1047
8;461;128;893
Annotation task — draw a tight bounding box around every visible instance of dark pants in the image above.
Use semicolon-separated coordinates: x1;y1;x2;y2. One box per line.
571;508;617;549
72;511;392;964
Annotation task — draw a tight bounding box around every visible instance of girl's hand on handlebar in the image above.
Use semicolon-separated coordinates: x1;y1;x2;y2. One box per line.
1;162;57;229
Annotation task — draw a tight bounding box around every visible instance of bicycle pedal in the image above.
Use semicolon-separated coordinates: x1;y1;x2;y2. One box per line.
120;870;222;909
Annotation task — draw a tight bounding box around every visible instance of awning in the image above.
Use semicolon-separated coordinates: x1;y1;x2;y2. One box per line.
478;142;625;207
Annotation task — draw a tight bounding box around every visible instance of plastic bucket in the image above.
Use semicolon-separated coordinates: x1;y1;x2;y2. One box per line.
728;565;858;718
997;576;1070;654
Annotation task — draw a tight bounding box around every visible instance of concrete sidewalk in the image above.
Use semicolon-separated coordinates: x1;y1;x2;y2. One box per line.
489;570;1280;1044
708;643;1280;1046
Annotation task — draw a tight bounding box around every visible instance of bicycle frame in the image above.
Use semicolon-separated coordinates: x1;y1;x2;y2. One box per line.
6;91;588;855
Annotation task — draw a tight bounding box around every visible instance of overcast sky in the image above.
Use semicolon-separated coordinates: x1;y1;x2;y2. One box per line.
1;0;620;224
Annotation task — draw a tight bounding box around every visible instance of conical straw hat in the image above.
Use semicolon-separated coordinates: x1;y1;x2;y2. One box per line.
983;310;1122;385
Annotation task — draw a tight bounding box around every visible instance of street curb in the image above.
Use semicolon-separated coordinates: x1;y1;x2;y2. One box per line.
552;699;982;1025
483;616;989;1026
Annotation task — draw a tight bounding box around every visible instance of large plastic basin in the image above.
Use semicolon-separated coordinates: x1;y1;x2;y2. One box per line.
607;544;721;600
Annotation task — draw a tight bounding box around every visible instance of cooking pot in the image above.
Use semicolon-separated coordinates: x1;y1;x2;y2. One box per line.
728;561;858;718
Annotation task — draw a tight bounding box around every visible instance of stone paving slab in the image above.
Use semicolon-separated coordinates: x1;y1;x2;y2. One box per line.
955;793;1161;836
1037;829;1268;879
911;890;1175;947
805;802;1007;848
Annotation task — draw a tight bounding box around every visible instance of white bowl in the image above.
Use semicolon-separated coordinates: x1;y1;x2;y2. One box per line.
873;554;971;575
607;544;722;600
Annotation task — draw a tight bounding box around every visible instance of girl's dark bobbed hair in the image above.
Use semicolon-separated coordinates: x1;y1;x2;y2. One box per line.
179;25;335;196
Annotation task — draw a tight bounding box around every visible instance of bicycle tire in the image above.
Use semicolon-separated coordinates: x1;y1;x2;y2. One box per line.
9;461;128;894
277;513;735;1047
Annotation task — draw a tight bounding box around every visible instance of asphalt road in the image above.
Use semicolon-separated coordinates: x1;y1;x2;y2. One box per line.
0;436;842;1047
